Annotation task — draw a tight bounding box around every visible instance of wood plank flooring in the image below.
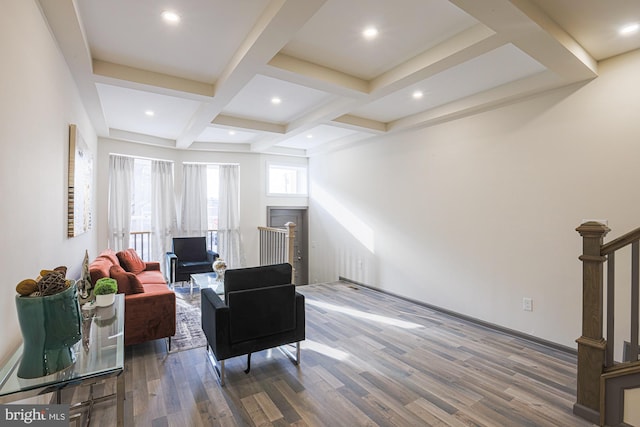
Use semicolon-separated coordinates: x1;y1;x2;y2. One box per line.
66;281;595;426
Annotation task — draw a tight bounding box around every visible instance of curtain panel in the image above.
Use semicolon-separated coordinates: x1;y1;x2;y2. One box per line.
108;155;134;251
180;163;208;237
151;160;177;266
218;164;243;268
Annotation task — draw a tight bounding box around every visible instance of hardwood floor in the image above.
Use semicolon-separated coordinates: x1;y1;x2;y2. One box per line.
68;281;595;426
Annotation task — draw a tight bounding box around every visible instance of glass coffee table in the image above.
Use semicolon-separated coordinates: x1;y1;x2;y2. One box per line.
0;294;125;426
190;272;224;298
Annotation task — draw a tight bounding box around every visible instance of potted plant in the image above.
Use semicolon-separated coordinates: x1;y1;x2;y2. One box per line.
94;277;117;307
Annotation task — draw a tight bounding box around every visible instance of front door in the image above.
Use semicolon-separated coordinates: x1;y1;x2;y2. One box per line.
267;207;308;285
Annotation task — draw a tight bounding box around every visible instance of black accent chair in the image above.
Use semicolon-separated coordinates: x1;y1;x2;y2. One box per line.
201;263;305;385
165;237;218;283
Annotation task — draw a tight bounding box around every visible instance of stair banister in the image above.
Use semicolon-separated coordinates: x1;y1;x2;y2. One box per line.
575;221;640;424
575;221;609;422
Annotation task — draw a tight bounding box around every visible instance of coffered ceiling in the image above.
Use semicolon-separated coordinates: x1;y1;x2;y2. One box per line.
37;0;640;156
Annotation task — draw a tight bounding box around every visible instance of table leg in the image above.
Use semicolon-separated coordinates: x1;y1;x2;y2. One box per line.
116;372;125;427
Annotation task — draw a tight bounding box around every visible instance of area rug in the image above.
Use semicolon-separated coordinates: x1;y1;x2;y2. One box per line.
170;286;207;353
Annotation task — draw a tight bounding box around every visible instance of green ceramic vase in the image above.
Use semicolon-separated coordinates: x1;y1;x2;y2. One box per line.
15;282;82;378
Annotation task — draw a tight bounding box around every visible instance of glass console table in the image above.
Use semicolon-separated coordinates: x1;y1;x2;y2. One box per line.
190;272;224;297
0;294;125;426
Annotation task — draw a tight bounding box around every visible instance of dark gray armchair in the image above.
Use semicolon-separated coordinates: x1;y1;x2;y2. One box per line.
165;237;218;283
201;263;305;385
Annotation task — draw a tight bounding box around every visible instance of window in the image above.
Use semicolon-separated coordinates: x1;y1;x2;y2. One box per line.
267;163;308;196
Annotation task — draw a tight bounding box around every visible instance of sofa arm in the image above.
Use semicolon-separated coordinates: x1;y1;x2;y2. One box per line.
123;289;176;346
201;288;231;359
165;252;177;283
295;292;306;341
206;250;219;263
144;261;161;271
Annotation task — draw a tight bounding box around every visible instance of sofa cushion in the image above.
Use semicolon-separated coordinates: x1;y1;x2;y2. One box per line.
135;270;166;285
117;249;145;274
110;265;145;295
98;249;120;266
89;257;113;285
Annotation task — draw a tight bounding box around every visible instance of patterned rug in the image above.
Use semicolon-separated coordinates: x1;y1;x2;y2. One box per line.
170;286;207;353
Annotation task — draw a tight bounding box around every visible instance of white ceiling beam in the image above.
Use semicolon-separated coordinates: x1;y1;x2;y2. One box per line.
109;129;176;148
175;0;328;148
331;115;387;134
37;0;108;135
188;141;252;153
212;114;286;134
370;24;502;95
264;53;370;97
93;60;214;101
253;23;505;152
450;0;597;81
249;97;361;152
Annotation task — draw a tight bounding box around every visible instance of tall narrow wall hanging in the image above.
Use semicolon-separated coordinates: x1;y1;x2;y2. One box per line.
68;124;93;237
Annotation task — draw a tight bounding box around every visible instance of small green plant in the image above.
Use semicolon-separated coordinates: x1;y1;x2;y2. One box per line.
94;278;117;295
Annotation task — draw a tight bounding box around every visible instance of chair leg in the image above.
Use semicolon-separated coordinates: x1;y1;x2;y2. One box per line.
205;346;225;386
244;353;252;374
166;337;171;353
278;342;301;365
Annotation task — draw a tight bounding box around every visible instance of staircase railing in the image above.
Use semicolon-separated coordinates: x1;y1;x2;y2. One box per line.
576;221;640;424
258;222;296;282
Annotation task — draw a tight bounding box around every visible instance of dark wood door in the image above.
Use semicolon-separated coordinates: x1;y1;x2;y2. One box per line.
267;207;308;285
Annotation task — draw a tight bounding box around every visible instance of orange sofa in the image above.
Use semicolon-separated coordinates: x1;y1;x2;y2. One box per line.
89;249;176;347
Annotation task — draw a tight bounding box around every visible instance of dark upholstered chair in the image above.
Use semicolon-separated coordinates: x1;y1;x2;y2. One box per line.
165;237;218;283
201;263;305;385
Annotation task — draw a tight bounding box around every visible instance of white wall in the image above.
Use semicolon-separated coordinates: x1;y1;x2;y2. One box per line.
0;1;98;364
309;49;640;348
96;139;308;267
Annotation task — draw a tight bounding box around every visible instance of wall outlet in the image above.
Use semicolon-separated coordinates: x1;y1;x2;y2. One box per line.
522;297;533;311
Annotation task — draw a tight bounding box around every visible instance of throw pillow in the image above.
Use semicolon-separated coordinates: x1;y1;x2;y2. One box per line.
99;250;119;266
109;265;145;295
127;272;145;294
116;249;145;274
109;265;131;294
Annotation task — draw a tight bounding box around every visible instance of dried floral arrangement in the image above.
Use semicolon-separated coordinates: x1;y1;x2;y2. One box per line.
15;266;72;297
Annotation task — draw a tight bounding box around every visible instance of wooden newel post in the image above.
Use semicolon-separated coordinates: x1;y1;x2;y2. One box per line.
574;221;610;422
285;222;296;284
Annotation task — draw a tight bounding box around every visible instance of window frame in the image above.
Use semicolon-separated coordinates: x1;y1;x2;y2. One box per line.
266;161;308;197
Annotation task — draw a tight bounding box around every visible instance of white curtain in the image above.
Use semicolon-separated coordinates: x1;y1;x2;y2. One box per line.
108;155;134;251
180;163;208;236
218;164;243;268
151;160;177;265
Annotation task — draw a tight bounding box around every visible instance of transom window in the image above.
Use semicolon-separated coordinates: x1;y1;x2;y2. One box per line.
267;163;308;196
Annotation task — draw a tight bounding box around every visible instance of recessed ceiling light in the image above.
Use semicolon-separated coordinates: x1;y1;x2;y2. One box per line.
363;26;378;40
161;10;180;24
619;23;639;36
271;97;282;105
412;90;424;99
145;110;155;117
228;130;236;136
306;134;313;139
